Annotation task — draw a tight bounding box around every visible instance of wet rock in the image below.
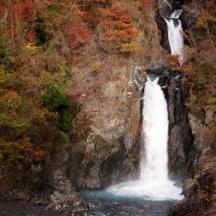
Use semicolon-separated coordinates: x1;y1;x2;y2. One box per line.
158;0;172;18
50;169;78;210
10;190;30;201
183;178;198;197
76;132;140;188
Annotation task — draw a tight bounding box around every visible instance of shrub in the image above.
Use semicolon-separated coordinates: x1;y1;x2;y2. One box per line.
58;109;72;131
35;20;49;45
41;84;73;131
41;84;69;112
0;37;13;70
48;4;59;14
0;138;33;164
0;113;31;132
0;91;22;112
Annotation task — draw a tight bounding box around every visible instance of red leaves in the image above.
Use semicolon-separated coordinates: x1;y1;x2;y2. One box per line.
80;11;94;22
206;0;216;8
64;21;92;49
13;0;36;22
0;1;6;19
139;0;155;8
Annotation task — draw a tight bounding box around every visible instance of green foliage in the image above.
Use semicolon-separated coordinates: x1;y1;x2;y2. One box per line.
48;4;59;14
0;138;32;165
0;113;31;132
53;131;69;152
41;84;72;131
41;84;69;111
35;20;49;45
0;37;13;70
192;63;214;89
0;68;23;90
0;91;22;112
58;109;72;131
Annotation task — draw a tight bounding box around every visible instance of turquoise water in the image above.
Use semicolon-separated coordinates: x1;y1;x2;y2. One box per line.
81;190;178;216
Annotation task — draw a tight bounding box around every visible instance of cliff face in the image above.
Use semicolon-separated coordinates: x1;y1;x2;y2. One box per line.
167;81;195;181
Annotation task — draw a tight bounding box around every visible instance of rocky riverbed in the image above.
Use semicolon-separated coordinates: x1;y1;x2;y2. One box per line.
0;201;95;216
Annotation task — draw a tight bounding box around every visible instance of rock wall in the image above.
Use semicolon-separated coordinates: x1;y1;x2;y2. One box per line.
167;81;195;181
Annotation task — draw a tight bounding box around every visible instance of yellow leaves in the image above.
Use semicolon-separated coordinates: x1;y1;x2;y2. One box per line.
197;10;216;27
0;137;47;165
91;59;101;71
24;43;38;52
120;42;143;53
0;90;22;111
33;150;47;162
0;138;33;164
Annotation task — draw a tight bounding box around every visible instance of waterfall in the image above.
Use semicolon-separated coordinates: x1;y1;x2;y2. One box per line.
140;76;169;181
106;78;183;201
164;10;184;64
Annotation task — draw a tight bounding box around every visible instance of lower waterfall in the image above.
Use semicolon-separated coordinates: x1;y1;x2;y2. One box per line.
141;77;169;182
106;77;183;201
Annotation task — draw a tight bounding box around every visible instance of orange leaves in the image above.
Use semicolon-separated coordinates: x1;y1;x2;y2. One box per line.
98;21;131;29
32;150;47;162
64;21;92;49
97;1;139;51
103;28;138;42
165;54;194;74
99;2;132;23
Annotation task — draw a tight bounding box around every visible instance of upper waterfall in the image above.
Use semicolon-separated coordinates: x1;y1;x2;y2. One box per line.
164;10;184;64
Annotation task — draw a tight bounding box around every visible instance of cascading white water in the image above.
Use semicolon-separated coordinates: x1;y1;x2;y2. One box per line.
106;77;183;201
140;76;169;181
164;10;184;64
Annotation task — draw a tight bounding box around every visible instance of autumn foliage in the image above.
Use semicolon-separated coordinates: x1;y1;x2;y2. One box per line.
139;0;155;9
97;2;139;51
13;0;35;22
64;21;92;49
